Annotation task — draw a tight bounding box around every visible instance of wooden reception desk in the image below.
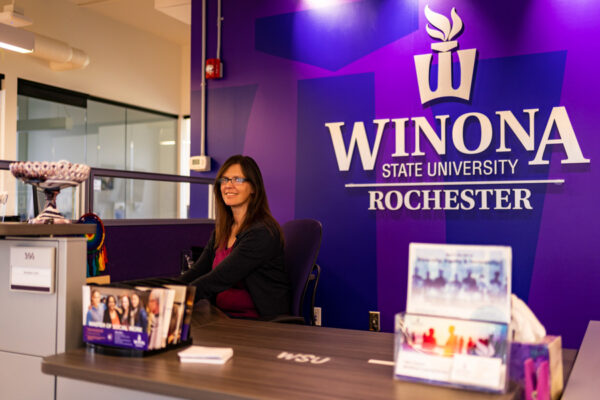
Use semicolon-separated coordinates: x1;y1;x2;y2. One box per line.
42;302;517;400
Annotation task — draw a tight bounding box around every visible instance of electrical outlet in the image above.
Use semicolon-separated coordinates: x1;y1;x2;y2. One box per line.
314;307;322;326
369;311;380;332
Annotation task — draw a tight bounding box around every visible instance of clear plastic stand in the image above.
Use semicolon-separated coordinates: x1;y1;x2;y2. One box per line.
0;191;7;222
394;312;509;393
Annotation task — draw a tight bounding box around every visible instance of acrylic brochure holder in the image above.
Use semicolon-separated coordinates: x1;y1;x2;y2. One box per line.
394;243;513;393
87;338;192;358
82;283;196;357
394;313;509;392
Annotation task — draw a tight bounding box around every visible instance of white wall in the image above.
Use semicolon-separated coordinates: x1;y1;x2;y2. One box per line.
0;0;189;162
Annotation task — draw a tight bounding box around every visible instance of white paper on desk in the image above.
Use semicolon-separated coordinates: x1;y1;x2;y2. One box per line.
178;346;233;364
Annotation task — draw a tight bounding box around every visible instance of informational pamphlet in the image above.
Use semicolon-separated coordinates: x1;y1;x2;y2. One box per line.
394;313;509;392
406;243;511;324
164;284;189;345
394;243;512;393
178;346;233;364
82;283;194;352
82;286;151;350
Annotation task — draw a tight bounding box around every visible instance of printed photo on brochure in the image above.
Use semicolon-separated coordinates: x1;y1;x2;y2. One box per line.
394;313;509;392
82;285;151;350
406;243;512;324
82;284;195;351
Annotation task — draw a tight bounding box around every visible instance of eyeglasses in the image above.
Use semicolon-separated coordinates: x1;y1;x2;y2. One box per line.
217;176;248;185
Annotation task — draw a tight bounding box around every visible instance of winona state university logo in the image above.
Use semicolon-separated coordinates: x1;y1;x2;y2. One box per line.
414;5;477;104
324;4;589;212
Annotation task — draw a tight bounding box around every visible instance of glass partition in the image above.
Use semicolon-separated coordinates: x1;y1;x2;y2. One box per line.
16;96;86;218
126;108;177;174
89;168;213;220
0;161;213;222
16;84;182;220
17;96;87;164
93;178;180;219
86;100;126;170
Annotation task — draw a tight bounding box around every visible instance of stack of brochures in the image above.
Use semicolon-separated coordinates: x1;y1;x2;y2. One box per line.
178;346;233;364
394;243;512;393
82;283;196;353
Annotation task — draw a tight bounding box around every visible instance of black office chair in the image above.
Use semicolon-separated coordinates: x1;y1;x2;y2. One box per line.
279;218;322;325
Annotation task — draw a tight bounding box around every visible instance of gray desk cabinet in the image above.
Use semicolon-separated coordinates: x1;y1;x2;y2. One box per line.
0;236;86;400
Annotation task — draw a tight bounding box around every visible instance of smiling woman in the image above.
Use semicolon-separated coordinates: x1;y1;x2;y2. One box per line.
177;155;291;319
218;163;255;239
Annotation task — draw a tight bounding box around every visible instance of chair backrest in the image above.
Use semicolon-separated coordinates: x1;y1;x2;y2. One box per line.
282;219;322;318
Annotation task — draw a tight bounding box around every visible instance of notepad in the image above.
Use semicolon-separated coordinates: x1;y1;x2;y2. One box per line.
178;346;233;364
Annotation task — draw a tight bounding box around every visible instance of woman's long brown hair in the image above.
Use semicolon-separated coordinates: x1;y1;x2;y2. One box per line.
213;155;282;249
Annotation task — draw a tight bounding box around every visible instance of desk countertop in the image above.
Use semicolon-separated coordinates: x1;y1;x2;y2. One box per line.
0;222;96;236
42;303;516;400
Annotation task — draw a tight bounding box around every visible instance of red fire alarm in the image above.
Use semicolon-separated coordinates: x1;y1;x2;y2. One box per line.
206;58;223;79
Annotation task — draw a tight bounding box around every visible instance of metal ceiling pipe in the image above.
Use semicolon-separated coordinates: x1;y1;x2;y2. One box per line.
199;0;206;156
31;33;90;70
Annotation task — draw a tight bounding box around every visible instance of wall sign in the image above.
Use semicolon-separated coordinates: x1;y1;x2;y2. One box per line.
10;247;56;293
325;6;589;212
190;0;600;347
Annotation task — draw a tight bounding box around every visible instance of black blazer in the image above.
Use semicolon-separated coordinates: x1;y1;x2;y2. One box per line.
103;307;122;324
179;223;291;318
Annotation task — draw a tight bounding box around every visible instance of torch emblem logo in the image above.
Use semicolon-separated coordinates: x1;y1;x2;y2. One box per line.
414;6;478;104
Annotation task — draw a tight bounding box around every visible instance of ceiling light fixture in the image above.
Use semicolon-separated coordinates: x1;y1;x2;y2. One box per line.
0;20;33;53
0;3;32;27
0;2;88;69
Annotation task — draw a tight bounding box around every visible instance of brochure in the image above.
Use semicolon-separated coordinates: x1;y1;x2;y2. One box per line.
164;284;188;345
82;283;194;352
178;345;233;364
406;243;512;324
395;243;513;393
82;285;151;350
160;288;175;348
394;313;509;392
180;286;196;341
140;287;168;351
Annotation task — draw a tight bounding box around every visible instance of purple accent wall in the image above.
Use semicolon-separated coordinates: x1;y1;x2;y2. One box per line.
191;0;600;348
105;222;214;282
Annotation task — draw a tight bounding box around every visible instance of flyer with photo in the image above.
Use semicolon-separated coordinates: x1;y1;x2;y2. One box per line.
82;285;151;350
394;313;509;392
406;243;511;324
82;283;193;352
164;284;188;345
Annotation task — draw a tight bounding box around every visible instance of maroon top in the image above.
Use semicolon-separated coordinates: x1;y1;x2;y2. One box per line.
213;246;259;318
